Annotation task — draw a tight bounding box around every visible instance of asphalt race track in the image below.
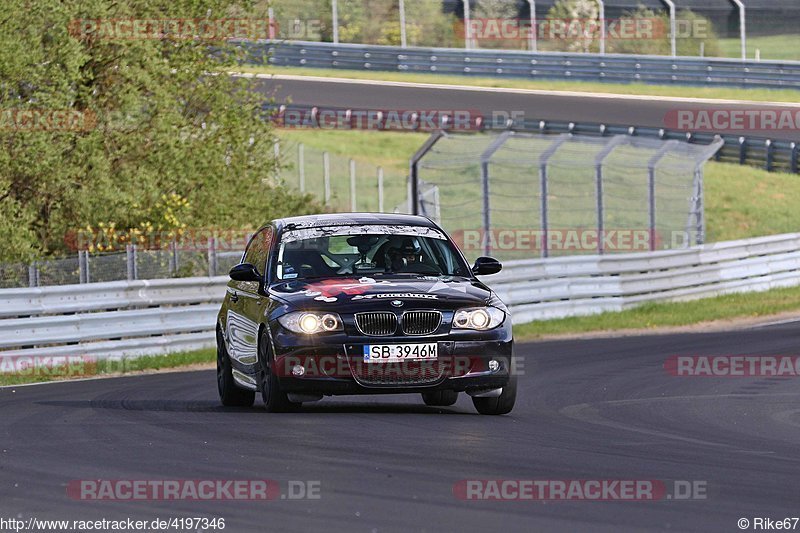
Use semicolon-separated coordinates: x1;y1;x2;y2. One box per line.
3;323;800;532
252;75;800;141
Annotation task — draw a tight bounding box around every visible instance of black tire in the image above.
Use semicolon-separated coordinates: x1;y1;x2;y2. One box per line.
472;373;517;415
217;330;255;407
421;390;459;407
257;330;300;413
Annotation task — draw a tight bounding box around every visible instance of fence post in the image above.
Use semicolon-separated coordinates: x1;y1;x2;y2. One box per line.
791;142;798;174
78;251;87;284
399;0;407;48
332;0;339;44
168;240;177;276
378;166;385;212
349;158;357;211
28;262;38;287
323;151;331;205
208;237;217;277
479;132;512;257
126;244;138;280
298;143;305;192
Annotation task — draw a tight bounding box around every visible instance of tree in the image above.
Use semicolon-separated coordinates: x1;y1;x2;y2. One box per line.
0;0;318;262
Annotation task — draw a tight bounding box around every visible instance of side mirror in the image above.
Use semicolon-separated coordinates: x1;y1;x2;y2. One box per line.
472;256;502;276
229;263;261;282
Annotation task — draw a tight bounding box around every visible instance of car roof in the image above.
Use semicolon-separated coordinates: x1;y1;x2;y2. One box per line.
272;213;438;232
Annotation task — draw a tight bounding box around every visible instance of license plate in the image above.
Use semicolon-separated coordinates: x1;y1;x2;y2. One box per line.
363;343;438;363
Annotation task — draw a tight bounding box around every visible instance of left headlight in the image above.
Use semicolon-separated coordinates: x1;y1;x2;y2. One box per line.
278;311;344;334
452;307;505;330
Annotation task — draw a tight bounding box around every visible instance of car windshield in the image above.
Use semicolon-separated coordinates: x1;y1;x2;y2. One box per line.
275;224;470;280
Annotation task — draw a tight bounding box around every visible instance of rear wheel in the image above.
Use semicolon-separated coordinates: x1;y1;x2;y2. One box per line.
257;330;300;413
217;330;255;407
472;374;517;415
421;390;459;407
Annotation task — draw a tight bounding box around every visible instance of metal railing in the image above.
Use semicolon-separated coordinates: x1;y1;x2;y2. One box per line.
246;40;800;89
2;232;800;363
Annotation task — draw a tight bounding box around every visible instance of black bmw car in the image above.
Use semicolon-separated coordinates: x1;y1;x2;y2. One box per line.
216;213;516;415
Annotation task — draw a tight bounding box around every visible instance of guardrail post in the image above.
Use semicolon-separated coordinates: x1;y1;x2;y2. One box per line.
323;151;331;205
207;237;217;277
377;166;385;212
349;158;357;211
791;142;798;174
765;139;773;171
739;136;747;165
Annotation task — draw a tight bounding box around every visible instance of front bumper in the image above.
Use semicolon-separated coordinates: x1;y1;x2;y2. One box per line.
268;332;514;396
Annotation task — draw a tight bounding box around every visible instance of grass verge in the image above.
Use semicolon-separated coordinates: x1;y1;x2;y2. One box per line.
242;65;800;103
0;348;215;387
719;34;800;62
515;285;800;340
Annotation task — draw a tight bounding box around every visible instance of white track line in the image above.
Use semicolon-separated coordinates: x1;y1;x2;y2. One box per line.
233;72;800;108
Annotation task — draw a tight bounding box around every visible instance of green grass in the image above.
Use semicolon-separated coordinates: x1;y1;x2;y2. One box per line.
515;285;800;340
0;348;215;386
241;64;800;103
719;34;800;62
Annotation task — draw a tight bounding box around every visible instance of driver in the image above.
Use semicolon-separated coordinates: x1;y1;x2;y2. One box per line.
388;237;422;272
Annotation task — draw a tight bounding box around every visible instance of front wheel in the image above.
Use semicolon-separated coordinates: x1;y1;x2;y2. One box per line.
257;330;300;413
472;374;516;415
217;330;255;407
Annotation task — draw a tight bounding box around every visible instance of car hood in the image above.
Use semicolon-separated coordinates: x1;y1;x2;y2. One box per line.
269;276;492;311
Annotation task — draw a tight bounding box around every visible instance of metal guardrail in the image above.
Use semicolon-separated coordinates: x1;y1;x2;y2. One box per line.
246;40;800;90
3;233;800;363
0;277;228;359
492;232;800;323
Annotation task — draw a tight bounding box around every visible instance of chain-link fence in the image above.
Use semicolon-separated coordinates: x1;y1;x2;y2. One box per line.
275;139;408;213
412;131;723;262
0;246;245;289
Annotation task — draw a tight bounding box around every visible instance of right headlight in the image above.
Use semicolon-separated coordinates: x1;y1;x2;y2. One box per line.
278;311;343;334
452;307;505;330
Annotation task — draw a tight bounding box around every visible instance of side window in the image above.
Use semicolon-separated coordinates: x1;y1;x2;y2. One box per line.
243;227;273;275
